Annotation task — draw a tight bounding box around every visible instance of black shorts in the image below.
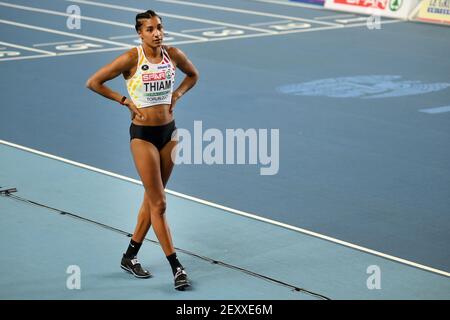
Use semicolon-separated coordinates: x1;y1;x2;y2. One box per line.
129;120;177;150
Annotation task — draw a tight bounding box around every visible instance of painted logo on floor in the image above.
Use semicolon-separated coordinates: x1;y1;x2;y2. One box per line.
277;75;450;99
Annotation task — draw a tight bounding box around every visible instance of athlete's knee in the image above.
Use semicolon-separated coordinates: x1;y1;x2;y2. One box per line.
141;198;151;216
150;197;166;216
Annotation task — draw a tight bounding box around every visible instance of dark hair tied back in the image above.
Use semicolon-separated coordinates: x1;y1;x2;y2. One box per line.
135;10;161;32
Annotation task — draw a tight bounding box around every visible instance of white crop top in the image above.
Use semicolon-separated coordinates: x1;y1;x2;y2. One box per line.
125;45;176;108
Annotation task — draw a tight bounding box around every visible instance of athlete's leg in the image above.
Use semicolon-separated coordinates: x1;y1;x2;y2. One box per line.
159;139;177;242
130;139;174;256
121;172;152;278
159;138;190;290
159;139;177;187
131;192;152;243
130;136;175;245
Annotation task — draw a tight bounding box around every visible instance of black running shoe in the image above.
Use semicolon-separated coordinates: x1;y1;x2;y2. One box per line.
120;254;152;278
174;267;190;290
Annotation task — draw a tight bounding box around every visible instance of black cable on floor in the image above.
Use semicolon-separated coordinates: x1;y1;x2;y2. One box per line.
0;188;331;300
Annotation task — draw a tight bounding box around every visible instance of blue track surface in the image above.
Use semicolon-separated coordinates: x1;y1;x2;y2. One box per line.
0;0;449;299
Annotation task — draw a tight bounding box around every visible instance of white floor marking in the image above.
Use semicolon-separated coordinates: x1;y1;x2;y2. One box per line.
0;40;56;55
156;0;339;26
67;0;279;34
419;106;450;114
1;139;448;278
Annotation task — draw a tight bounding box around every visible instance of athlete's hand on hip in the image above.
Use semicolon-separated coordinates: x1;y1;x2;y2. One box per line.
170;92;182;114
124;99;145;121
169;99;177;114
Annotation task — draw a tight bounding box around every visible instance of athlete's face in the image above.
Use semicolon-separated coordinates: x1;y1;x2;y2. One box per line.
139;17;164;48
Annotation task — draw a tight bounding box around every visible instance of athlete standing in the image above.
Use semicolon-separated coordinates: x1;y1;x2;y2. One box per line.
86;10;199;290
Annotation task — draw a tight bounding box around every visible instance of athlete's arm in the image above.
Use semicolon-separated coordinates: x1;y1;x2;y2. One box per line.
86;48;145;120
168;47;199;101
86;49;136;103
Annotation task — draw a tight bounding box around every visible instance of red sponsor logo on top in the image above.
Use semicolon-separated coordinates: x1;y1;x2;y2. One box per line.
333;0;387;9
142;72;166;82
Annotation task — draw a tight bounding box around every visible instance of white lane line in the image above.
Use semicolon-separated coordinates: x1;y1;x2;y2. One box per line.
0;40;56;55
0;18;404;63
54;46;130;56
33;39;84;47
0;26;339;63
67;0;400;40
165;30;209;40
1;138;449;278
155;0;340;26
0;1;208;41
163;39;206;45
336;17;369;24
279;18;400;35
109;35;137;40
245;0;326;10
249;19;292;26
182;26;226;33
0;39;205;62
315;14;356;20
56;39;205;54
0;47;129;62
419;106;450;114
67;0;279;34
109;32;208;42
203;25;341;42
0;1;132;28
339;19;403;27
0;54;53;62
0;19;133;47
109;19;403;46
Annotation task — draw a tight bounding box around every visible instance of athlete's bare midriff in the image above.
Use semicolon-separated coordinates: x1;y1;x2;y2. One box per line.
131;104;174;126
